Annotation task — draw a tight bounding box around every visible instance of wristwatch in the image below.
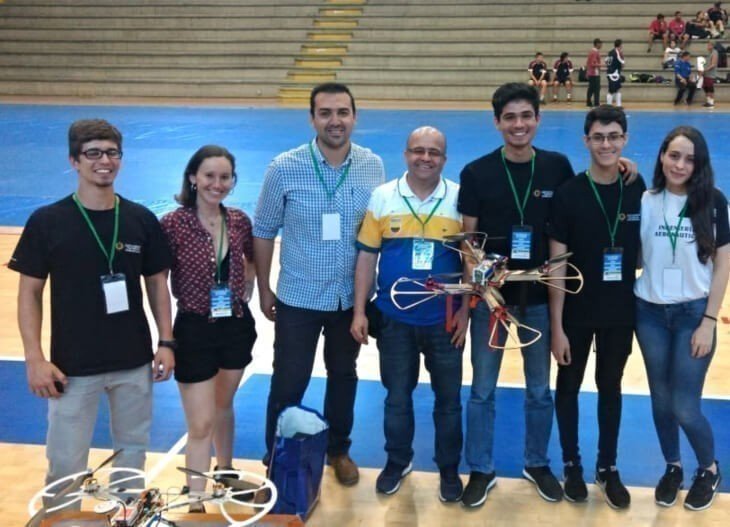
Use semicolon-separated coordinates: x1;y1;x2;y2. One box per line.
158;339;178;350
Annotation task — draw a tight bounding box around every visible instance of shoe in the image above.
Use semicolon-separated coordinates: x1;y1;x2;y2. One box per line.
553;95;558;102
439;465;463;502
327;453;359;486
684;464;721;511
595;466;631;509
703;102;715;107
523;466;563;502
563;464;588;503
461;471;496;508
655;464;684;507
375;461;412;495
647;47;652;53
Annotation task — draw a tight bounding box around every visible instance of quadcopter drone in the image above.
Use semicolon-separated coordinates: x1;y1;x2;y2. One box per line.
26;450;277;527
390;232;584;349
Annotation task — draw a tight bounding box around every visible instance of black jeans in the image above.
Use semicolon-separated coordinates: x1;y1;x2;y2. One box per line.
586;76;601;107
674;81;697;104
264;300;360;457
555;325;632;468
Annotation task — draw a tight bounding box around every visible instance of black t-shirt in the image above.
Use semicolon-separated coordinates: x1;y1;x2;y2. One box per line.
458;147;575;305
8;195;172;376
547;172;646;327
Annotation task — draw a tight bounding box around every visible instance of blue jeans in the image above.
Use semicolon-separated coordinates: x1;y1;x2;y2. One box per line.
466;302;553;474
377;314;464;469
635;297;716;468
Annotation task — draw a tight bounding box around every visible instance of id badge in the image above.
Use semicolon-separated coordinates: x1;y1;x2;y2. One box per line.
210;283;233;318
101;273;129;314
412;238;434;270
322;213;341;241
511;225;532;260
603;247;623;282
663;267;683;298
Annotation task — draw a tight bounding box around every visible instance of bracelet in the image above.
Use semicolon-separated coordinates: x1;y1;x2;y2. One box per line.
158;339;178;350
703;314;718;322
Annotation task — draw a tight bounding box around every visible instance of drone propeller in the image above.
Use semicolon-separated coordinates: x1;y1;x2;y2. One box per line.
176;467;258;493
25;450;123;527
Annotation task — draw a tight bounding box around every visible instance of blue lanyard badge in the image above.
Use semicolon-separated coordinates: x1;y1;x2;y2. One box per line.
412;238;435;270
511;225;532;260
210;283;233;318
602;247;623;282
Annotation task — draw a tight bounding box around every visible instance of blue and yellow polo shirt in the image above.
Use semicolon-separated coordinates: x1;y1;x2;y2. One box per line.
356;173;463;326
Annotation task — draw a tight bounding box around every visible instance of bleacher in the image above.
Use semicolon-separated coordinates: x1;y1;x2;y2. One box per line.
0;0;724;104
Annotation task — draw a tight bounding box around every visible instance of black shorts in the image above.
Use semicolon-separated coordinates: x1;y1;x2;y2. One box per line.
608;78;623;93
173;304;257;383
556;74;571;84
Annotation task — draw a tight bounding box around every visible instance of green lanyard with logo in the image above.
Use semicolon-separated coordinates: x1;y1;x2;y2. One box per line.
308;142;350;199
72;193;119;274
501;147;535;226
401;185;444;237
586;170;623;248
663;190;688;264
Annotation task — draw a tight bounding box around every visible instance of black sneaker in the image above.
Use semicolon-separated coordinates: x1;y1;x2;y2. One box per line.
375;461;412;495
438;465;463;503
563;464;588;503
595;467;631;509
523;466;564;502
684;465;722;511
655;464;684;507
461;471;496;508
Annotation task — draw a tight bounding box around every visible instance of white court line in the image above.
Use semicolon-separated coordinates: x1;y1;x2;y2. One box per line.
0;355;24;361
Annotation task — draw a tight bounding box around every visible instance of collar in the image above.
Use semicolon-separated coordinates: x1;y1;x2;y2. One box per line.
397;171;447;202
309;138;354;169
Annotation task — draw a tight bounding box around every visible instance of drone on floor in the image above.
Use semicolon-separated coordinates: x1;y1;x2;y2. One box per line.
390;232;584;349
26;450;277;527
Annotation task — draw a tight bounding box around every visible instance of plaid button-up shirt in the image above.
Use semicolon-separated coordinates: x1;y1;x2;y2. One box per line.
254;139;385;311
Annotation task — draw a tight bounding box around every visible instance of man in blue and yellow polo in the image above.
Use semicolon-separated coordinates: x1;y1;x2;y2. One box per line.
350;126;469;502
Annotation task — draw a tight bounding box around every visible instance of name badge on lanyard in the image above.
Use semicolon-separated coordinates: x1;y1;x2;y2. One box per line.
663;267;684;298
412;238;435;270
322;213;341;241
511;225;532;260
101;273;129;314
603;247;623;281
210;283;233;318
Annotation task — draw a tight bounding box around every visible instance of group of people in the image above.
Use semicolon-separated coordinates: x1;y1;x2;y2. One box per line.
11;81;727;515
527;51;575;104
672;40;721;107
649;6;727;53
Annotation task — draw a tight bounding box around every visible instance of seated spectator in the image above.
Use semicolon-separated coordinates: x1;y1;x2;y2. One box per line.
528;52;550;103
687;11;716;39
707;2;727;35
674;51;697;105
663;38;682;68
648;14;669;52
552;52;574;102
668;11;691;48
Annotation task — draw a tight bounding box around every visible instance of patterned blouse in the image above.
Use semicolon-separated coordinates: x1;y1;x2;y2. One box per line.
161;206;254;317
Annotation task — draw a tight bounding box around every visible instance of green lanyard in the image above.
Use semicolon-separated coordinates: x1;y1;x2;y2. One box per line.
662;190;688;264
402;195;443;237
585;170;623;248
501;148;535;226
309;142;350;199
72;193;119;274
215;212;228;284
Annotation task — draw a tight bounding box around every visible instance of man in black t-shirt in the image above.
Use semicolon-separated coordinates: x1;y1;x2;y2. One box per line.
547;106;644;509
458;83;574;507
606;40;626;107
9;119;174;489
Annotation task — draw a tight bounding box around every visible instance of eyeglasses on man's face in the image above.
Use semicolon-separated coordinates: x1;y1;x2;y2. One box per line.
587;133;626;145
81;148;123;160
406;147;445;158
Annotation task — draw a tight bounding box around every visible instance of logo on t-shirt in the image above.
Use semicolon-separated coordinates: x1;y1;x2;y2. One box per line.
119;243;142;254
626;213;640;222
533;189;554;199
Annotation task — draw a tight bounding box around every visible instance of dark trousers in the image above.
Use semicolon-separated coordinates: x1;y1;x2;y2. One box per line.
674;81;697;104
586;76;601;106
265;300;360;457
555;325;632;468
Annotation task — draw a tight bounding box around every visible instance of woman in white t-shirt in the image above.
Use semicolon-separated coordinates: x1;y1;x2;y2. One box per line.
662;39;682;69
634;126;730;511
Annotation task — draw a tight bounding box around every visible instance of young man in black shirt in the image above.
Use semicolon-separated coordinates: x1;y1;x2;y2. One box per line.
9;119;175;490
548;106;644;509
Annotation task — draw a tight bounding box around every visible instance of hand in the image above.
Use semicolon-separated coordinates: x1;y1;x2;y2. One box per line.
618;157;639;185
153;347;175;382
691;320;715;358
26;357;67;399
350;312;369;345
259;287;277;322
243;281;255;303
551;329;571;365
450;304;470;348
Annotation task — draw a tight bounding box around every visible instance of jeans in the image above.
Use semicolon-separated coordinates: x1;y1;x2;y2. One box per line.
555;325;632;468
377;314;463;469
265;300;360;457
466;302;553;474
46;365;152;486
635;297;716;468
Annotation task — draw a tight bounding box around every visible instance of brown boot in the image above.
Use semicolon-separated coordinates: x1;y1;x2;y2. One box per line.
327;454;360;486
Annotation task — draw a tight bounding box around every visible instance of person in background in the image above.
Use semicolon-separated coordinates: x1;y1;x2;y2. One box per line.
552;52;574;102
673;51;697;105
648;14;669;53
586;38;603;108
528;52;550;104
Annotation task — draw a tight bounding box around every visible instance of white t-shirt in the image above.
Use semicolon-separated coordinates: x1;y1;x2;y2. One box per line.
635;189;722;304
663;45;681;63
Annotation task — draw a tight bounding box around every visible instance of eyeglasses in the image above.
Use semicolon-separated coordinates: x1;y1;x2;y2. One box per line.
587;133;625;145
81;148;123;160
406;147;445;158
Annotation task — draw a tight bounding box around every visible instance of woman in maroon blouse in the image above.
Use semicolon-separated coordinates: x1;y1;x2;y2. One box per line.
161;145;256;510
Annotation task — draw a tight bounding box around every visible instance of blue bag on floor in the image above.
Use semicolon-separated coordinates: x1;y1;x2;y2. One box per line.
269;405;329;520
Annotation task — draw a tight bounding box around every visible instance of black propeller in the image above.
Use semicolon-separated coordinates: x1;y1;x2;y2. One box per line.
176;467;258;493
